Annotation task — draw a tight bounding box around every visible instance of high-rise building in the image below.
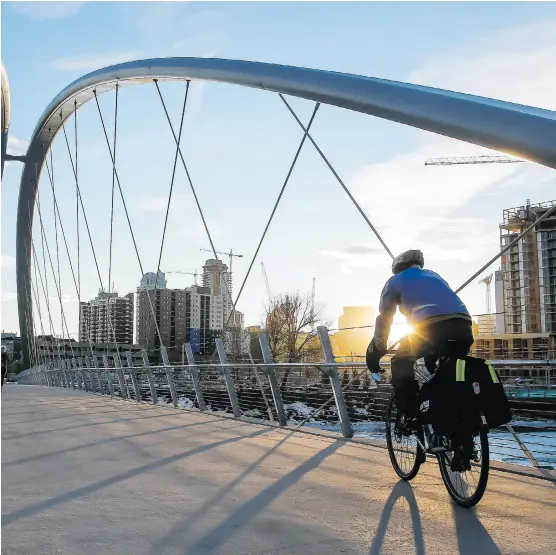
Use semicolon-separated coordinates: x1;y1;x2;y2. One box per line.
138;271;167;291
79;291;134;344
136;282;225;355
500;200;556;334
202;259;232;318
331;306;375;358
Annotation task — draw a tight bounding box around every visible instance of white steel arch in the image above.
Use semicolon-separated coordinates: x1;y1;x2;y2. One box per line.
16;57;556;367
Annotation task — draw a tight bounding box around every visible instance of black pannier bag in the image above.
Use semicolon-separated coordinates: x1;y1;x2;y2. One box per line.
417;356;512;434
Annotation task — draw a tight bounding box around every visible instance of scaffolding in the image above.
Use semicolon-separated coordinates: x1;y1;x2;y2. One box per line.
471;333;555;360
499;200;556;335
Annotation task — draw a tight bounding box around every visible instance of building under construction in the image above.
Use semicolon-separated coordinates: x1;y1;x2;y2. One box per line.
499;200;556;335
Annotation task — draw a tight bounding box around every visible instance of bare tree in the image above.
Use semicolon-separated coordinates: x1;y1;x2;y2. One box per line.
263;292;328;389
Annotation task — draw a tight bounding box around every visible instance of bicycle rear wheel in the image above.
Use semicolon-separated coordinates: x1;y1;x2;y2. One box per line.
438;420;489;508
385;393;424;480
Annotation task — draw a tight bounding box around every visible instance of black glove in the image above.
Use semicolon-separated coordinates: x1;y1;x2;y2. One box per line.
366;338;386;373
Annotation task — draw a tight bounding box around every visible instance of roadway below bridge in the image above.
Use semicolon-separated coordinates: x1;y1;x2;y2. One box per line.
2;385;556;555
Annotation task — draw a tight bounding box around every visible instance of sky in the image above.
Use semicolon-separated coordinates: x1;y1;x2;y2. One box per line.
2;1;556;340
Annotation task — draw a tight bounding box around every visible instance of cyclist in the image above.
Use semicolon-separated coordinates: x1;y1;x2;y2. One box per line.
366;249;474;426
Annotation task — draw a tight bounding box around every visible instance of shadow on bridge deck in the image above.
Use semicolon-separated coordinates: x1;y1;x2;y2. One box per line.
2;385;555;555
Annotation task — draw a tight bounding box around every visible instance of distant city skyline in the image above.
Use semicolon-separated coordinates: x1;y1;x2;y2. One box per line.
2;2;556;341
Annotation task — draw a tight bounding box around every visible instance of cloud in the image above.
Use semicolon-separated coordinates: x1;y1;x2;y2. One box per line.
343;19;556;274
1;291;17;302
51;51;140;72
11;2;86;21
2;254;16;268
7;135;29;155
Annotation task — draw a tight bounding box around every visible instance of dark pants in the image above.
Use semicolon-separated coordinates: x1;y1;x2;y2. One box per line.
391;318;474;417
1;366;7;389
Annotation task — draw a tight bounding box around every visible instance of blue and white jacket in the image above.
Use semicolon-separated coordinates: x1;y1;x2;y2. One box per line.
374;267;471;351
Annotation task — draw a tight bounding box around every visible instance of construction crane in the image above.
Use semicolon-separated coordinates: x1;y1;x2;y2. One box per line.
478;273;493;313
261;262;272;301
199;248;244;278
167;270;198;286
424;155;524;166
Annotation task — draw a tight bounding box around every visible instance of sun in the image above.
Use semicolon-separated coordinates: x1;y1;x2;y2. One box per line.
389;321;414;344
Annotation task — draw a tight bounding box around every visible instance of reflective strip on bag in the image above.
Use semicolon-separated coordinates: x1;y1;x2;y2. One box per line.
456;359;466;382
487;363;500;383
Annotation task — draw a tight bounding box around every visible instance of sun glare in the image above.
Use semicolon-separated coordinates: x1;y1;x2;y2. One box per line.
389;321;414;343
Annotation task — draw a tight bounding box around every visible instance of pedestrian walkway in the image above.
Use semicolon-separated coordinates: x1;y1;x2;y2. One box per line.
2;385;556;555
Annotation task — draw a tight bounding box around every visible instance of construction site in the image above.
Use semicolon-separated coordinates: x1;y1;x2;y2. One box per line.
471;199;556;361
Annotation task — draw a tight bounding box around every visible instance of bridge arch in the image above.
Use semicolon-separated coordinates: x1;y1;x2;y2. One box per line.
16;57;556;367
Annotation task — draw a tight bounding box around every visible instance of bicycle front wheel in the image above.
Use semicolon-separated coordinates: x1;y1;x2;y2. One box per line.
438;420;489;508
385;393;424;480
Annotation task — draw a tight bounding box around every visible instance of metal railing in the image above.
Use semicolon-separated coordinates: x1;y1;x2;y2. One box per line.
17;327;556;470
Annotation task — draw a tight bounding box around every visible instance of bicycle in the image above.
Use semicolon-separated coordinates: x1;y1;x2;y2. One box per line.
379;361;490;508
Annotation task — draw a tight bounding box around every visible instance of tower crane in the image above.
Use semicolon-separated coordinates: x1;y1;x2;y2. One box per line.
167;270;198;286
424;155;524;166
199;248;243;279
261;262;272;301
478;273;493;314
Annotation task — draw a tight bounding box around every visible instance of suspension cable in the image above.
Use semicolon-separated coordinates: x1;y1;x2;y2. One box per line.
35;193;77;362
225;102;321;332
146;81;190;348
153;80;221;264
154;80;240;353
108;83;119;295
49;147;63;338
43;155;99;364
93;89;164;350
456;203;556;294
30;275;48;367
280;94;394;260
74;101;81;301
31;241;63;361
60;113;105;291
31;243;52;365
44;154;79;296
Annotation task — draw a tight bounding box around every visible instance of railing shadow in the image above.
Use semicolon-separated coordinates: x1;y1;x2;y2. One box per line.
452;504;502;555
369;480;425;555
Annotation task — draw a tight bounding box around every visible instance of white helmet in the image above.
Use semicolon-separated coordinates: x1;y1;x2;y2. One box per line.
392;250;424;274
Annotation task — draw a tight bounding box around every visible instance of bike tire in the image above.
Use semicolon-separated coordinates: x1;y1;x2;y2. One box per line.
437;419;490;508
385;393;424;481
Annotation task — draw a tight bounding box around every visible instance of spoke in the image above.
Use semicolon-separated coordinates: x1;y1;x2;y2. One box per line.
279;94;394;260
227;102;321;331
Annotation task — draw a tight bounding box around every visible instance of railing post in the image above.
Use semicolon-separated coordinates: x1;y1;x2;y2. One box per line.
161;346;178;407
259;333;287;426
113;354;128;399
184;343;206;411
215;338;241;417
102;354;114;398
82;357;93;393
317;326;353;438
142;349;157;405
126;351;142;403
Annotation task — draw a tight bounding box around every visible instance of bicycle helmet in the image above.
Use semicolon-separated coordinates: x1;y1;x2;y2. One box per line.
392;249;424;274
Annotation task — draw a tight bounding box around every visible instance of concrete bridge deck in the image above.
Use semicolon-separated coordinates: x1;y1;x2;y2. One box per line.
2;385;555;555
